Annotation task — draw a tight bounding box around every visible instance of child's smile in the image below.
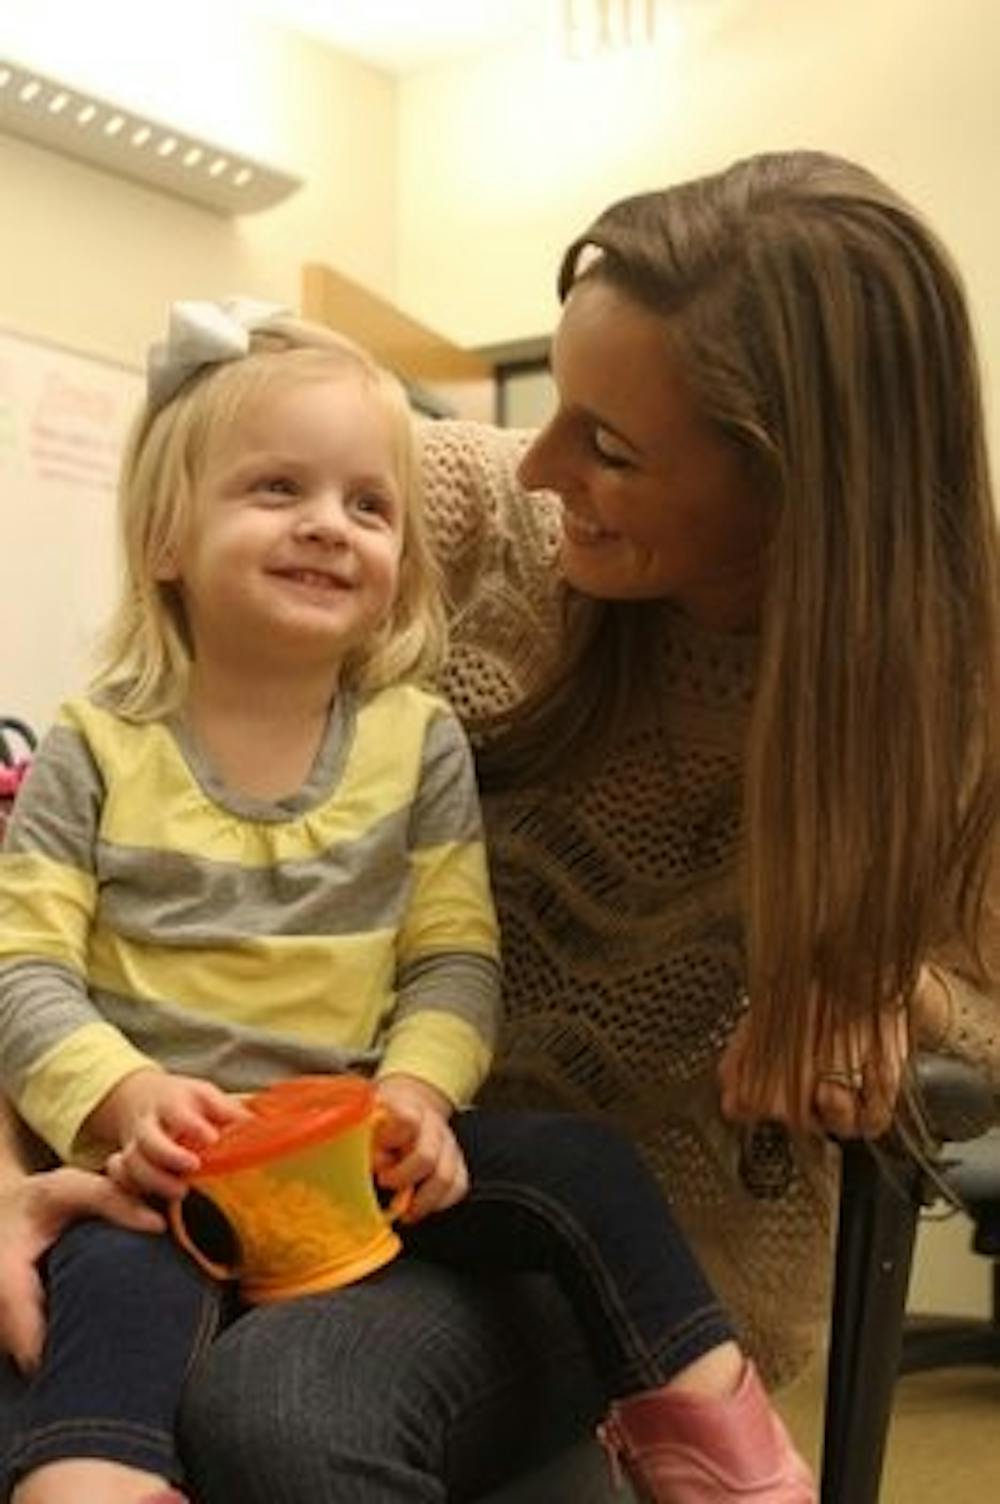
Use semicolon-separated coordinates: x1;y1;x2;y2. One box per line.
160;373;404;676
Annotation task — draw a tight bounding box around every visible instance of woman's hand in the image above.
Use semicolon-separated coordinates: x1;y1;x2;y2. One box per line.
96;1069;250;1200
373;1075;469;1222
0;1167;164;1372
719;987;911;1139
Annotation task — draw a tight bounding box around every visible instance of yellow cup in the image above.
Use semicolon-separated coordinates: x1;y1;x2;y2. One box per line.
169;1075;410;1303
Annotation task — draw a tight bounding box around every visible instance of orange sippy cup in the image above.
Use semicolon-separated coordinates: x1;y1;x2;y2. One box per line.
168;1074;411;1303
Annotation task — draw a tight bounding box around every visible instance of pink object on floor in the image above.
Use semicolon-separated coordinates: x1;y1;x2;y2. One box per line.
598;1359;817;1502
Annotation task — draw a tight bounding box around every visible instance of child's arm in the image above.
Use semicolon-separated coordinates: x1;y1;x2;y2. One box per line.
370;703;502;1221
376;703;502;1110
0;714;166;1163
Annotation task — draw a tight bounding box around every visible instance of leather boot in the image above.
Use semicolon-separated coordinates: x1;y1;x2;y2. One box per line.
598;1360;816;1502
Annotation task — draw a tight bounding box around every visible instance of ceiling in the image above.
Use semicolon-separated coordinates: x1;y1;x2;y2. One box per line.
239;1;557;74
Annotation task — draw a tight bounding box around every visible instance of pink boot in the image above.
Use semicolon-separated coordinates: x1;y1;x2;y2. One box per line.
597;1361;816;1503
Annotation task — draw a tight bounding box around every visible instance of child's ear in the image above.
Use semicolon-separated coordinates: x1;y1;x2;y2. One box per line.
152;547;179;582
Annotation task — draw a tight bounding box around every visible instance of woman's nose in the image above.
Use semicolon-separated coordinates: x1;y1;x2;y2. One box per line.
517;424;559;492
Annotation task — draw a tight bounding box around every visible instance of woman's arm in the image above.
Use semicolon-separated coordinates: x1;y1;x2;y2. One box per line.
916;964;1000;1087
0;1096;164;1370
418;420;533;610
918;845;1000;1085
418;420;564;726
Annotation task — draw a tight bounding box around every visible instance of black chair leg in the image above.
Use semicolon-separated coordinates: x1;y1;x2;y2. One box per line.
820;1142;923;1504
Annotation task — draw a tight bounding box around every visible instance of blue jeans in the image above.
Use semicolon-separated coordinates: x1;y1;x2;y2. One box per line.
3;1218;220;1492
3;1110;732;1499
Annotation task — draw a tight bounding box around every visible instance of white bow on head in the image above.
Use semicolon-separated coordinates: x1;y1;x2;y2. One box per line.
146;296;291;412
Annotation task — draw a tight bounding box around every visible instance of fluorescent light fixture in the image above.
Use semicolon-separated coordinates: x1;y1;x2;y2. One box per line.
563;0;660;58
0;56;302;215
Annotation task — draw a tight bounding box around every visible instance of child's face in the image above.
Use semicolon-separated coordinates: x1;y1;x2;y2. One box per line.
163;373;405;676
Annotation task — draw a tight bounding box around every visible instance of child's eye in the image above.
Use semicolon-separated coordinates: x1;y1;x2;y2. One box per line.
352;490;395;522
253;475;299;500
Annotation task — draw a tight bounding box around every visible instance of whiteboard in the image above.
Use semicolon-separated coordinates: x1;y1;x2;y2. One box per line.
0;328;142;736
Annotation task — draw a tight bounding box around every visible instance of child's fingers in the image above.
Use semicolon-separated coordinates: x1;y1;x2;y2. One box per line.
372;1112;417;1180
377;1131;434;1189
164;1096;236;1150
374;1109;417;1151
404;1140;469;1223
135;1118;202;1175
109;1144;192;1201
194;1084;252;1127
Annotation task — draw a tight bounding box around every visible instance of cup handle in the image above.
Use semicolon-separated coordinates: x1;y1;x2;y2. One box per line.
381;1182;413;1223
168;1195;241;1283
370;1106;415;1224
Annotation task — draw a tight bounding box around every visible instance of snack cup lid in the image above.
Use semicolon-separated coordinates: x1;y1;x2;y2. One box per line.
194;1074;376;1177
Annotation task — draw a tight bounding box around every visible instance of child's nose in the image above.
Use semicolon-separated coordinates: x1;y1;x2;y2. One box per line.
294;496;348;544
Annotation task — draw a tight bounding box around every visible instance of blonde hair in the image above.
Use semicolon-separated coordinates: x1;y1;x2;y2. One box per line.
481;150;1000;1087
91;316;446;719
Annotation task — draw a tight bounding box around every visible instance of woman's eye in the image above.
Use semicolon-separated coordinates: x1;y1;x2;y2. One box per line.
591;428;634;469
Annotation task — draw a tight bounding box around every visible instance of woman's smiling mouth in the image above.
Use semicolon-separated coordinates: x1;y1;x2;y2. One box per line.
561;512;616;546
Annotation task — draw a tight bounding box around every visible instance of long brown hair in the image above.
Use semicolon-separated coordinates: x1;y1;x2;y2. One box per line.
480;150;1000;1087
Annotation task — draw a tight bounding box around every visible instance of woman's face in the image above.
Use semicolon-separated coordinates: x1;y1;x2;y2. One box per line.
517;277;770;630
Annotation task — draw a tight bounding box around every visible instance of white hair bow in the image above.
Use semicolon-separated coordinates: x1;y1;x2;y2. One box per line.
146;296;290;412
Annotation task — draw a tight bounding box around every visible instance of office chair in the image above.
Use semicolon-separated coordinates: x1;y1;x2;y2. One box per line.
486;1054;999;1504
899;1126;1000;1377
820;1055;998;1504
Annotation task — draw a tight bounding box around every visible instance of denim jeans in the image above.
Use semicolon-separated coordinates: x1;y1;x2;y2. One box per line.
3;1218;220;1493
182;1109;732;1503
3;1110;732;1500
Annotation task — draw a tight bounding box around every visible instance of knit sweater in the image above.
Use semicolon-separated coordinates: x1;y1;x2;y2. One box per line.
419;418;1000;1387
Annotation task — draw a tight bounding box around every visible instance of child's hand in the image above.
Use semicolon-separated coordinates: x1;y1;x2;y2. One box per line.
373;1075;468;1223
92;1069;249;1200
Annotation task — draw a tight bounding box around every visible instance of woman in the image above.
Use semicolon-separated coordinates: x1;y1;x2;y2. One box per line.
2;149;999;1502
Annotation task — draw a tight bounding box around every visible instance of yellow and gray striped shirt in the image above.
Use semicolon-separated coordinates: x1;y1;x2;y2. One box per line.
0;687;500;1163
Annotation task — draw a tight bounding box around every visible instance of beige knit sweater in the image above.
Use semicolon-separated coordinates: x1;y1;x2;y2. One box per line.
420;418;1000;1387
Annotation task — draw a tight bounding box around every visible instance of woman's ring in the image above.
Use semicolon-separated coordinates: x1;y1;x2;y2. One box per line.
817;1068;865;1092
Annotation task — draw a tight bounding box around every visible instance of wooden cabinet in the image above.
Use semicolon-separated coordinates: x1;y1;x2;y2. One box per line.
301;263;494;421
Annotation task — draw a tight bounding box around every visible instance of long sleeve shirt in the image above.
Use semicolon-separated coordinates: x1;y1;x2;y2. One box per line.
0;685;500;1163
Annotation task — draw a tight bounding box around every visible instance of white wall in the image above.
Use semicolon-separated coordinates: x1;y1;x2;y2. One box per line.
398;0;999;419
0;0;398;367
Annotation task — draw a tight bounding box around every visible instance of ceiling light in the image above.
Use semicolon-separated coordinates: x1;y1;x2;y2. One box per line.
0;55;302;215
563;0;659;58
